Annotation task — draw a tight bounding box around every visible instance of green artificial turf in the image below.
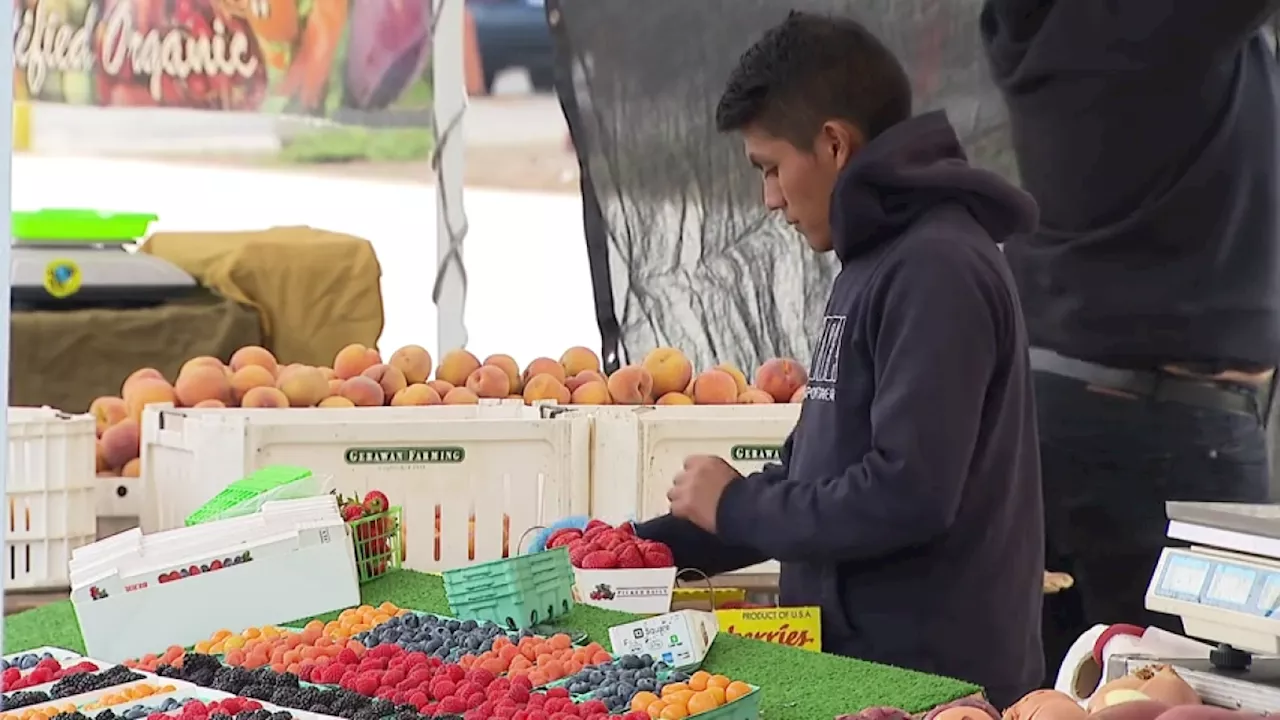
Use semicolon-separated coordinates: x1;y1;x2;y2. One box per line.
6;570;979;718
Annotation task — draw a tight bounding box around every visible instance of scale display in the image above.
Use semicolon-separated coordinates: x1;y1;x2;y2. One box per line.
1154;550;1280;617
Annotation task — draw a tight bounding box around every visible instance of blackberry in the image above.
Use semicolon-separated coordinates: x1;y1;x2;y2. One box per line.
307;706;330;715
51;713;91;720
268;712;293;720
96;711;119;720
294;689;323;707
154;665;183;680
273;673;299;689
241;684;275;700
183;654;222;674
209;713;232;720
269;688;297;706
352;709;380;720
367;700;395;718
3;691;53;710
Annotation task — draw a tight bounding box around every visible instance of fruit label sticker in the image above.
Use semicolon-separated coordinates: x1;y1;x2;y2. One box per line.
607;610;719;672
729;444;782;463
716;606;822;652
344;446;465;465
43;259;82;298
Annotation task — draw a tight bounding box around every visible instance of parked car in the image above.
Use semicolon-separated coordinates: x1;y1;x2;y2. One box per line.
467;0;556;93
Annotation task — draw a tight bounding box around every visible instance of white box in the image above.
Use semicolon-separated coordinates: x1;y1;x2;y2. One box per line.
96;475;145;518
139;402;592;572
7;407;98;589
573;566;677;614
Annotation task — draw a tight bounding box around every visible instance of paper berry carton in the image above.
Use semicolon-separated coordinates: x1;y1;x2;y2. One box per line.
572;566;678;614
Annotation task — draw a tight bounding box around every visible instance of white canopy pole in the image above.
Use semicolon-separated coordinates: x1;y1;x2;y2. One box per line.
431;0;470;356
0;0;14;647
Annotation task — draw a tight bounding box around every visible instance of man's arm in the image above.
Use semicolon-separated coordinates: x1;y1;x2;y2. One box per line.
715;250;1001;563
634;436;792;575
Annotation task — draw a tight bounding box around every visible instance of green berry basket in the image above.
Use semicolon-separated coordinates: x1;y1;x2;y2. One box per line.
442;545;575;630
185;466;317;526
350;507;404;583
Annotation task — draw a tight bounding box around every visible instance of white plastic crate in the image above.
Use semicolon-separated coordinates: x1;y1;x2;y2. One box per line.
6;407;98;590
96;475;145;519
139;402;592;571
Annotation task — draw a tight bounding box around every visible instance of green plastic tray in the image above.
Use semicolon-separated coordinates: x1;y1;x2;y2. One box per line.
443;546;575;630
185;465;314;526
12;209;158;241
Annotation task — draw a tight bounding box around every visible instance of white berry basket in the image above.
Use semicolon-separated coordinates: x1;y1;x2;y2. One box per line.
571;566;677;614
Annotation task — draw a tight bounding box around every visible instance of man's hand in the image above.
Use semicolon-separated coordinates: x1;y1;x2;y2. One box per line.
668;455;742;533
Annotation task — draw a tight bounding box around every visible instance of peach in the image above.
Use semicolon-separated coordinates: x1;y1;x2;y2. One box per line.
318;366;336;381
179;356;224;378
389;345;434;384
100;419;141;470
714;364;750;396
606;365;654;405
426;380;455;398
656;392;694;406
524;373;571;404
276;366;330;407
391;384;442;406
362;364;407;402
339;376;385;407
738;388;775;404
124;378;177;423
328;378;344;396
443;387;480;405
121;458;141;478
241;386;289;408
523;357;566;385
484;354;522;393
230;365;275;405
755;357;809;403
437;349;482;387
95;441;109;473
333;343;382;380
121;367;165;395
193;399;226;409
566;370;605;393
692;369;738;405
318;396;356;408
89;396;127;436
175;365;232;407
791;385;807;403
560;346;601;377
570;380;611;405
642;347;694;397
466;365;511;399
229;346;279;375
506;394;524;400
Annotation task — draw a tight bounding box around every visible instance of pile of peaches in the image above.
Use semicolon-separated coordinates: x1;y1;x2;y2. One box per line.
90;344;808;478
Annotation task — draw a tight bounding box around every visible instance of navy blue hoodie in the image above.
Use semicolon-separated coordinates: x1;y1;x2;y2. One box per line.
637;112;1043;707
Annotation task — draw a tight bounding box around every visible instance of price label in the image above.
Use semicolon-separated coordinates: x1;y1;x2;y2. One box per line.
1160;555;1210;597
1207;565;1256;607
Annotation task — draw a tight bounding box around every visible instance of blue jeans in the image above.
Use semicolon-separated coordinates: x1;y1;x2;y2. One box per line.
1035;371;1270;686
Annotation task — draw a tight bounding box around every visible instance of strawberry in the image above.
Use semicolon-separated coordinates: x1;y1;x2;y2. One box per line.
615;521;636;535
568;543;600;567
580;550;620;569
342;504;366;523
585;518;610;532
363;489;390;516
643;546;674;568
598;531;629;551
582;525;608;543
545;528;582;549
615;543;645;568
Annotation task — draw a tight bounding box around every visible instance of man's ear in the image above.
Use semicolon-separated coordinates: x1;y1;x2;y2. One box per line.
819;120;864;170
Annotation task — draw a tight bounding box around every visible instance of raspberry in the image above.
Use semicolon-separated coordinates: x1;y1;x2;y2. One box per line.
466;666;496;688
467;691;486;708
526;692;547;707
580;550;619;569
298;664;316;682
323;664;347;685
406;690;428;708
507;685;531;704
577;699;608;714
510;674;534;692
430;678;457;700
545;686;570;699
444;664;466;682
354;673;380;696
456;680;482;698
524;709;550;720
34;658;61;673
382;668;406;687
615;543;645;568
375;687;396;701
474;700;495;716
403;651;429;667
336;648;359;666
438;696;467;713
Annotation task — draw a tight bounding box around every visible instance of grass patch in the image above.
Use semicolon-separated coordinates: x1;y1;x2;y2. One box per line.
278;127;434;164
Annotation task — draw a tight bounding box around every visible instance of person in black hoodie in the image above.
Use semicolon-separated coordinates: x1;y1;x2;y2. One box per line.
631;11;1044;707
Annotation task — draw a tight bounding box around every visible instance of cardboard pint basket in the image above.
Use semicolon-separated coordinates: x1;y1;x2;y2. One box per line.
572;566;678;614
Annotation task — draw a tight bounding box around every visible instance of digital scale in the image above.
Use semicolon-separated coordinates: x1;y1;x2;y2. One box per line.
11;209;195;310
1115;501;1280;712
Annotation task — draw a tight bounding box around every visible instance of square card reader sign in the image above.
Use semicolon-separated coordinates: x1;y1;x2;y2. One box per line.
608;610;718;672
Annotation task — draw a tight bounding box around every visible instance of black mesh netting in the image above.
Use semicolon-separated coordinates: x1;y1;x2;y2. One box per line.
547;0;1015;373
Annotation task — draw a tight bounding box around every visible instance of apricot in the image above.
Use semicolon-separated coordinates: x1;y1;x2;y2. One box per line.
560;346;601;377
566;370;604;393
755;357;809;403
387;345;433;384
391;384;442;406
570;380;611;405
100;419;141;470
713;364;749;396
95;441;109;473
230;366;275;405
443;387;480;405
656;392;694;406
229;346;279;375
437;349;482;387
606;365;654;405
483;354;522;393
642;348;694;398
523;357;566;385
426;380;455;398
124;378;177;423
691;370;738;405
339;376;385;407
121;458;141;478
175;365;232;407
791;385;807;403
333;343;381;380
241;386;289;408
121;367;165;395
466;365;511;399
179;356;224;379
276;366;330;407
738;388;775;404
523;373;570;404
193;399;227;408
89;396;127;436
362;364;407;402
318;396;356;408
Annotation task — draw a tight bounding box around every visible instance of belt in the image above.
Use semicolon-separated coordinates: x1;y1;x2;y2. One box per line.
1029;348;1267;418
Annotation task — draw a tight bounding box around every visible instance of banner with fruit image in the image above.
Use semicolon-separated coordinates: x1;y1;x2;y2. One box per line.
13;0;431;115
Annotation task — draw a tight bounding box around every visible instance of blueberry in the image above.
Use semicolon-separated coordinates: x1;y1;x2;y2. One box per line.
444;620;460;631
460;620;477;631
637;678;657;691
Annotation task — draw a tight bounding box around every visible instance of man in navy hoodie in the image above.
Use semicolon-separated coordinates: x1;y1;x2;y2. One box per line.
630;11;1044;706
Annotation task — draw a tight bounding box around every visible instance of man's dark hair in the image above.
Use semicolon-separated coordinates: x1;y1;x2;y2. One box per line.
715;11;913;148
